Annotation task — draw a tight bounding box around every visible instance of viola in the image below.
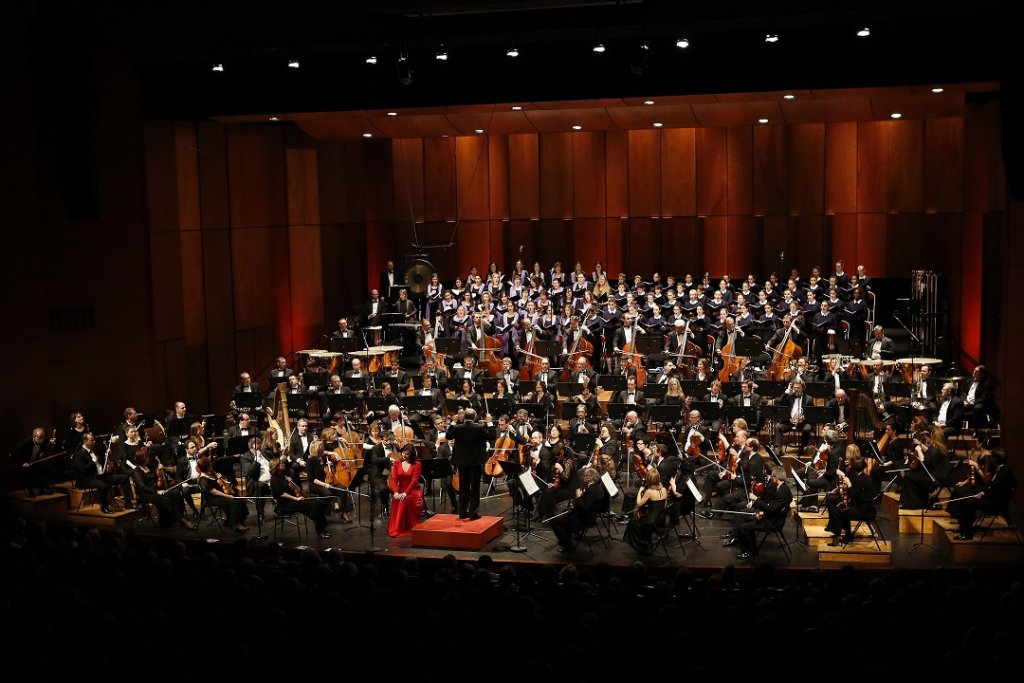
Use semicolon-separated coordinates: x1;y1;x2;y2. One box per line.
686;432;702;460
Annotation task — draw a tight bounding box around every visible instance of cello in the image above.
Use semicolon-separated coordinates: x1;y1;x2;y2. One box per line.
327;417;363;488
476;334;506;378
764;319;803;382
485;427;520;479
620;341;647;386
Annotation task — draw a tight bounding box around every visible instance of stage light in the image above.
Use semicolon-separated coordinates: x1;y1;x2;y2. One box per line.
363;133;373;138
436;45;448;61
506;44;520;58
765;33;779;43
572;125;582;130
857;27;871;37
396;53;413;86
676;34;690;49
653;122;663;128
287;59;300;69
783;94;795;100
475;129;485;134
758;118;769;124
890;112;902;119
511;106;523;111
269;116;280;121
643;100;655;105
592;42;606;53
931;87;944;93
211;63;224;72
365;55;378;65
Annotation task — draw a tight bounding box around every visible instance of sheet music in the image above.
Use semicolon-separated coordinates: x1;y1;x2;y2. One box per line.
519;471;540;496
686;477;703;502
601;471;619;497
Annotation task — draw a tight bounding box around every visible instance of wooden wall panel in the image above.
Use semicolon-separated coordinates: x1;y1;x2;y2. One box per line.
628;129;661;217
365;139;397;223
148;230;184;342
794;215;827;272
508;220;540;271
572;132;606;218
661;217;701;278
574;218;607;272
318;141;366;224
321;223;368;321
857;122;888;212
286;147;321;226
856;213;888;276
197;123;229;228
539;133;573;218
287;225;323;354
456;136;490;221
701;216;728;276
488;220;506;269
423;137;455;221
605;130;629;218
226;126;286;228
728;215;759;278
488;137;510;220
887;119;924;212
788;123;826;215
605;217;624;276
960;212;983;362
625;218;658;278
231;226;273;330
884;213;925;276
508;134;539;218
825;122;857;214
753;124;788;216
924;117;964;213
538;220;574;277
661;128;697;217
181;230;211;408
696;128;727;216
201;227;236;405
143;122;182;231
726;126;753;216
392;138;424;224
830;213;859;265
456;221;491;278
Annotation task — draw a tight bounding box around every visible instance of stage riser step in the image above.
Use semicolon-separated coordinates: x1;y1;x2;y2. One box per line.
936;529;1024;564
817;539;893;565
411;514;504;550
67;506;136;528
6;492;69;518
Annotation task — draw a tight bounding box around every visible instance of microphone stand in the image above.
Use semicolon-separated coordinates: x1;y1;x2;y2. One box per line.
908;453;938;554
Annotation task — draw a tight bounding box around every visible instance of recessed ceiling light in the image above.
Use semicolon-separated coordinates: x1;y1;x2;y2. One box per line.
365;55;378;65
511;106;523;111
211;63;224;72
643;100;655;105
758;118;769;124
362;133;373;138
435;46;448;61
857;27;871;37
592;42;606;53
506;46;519;58
765;33;779;43
475;129;485;134
269;116;280;121
653;122;663;128
287;59;300;69
783;94;796;100
387;112;398;117
572;125;582;130
890;112;902;119
676;35;690;49
931;87;945;93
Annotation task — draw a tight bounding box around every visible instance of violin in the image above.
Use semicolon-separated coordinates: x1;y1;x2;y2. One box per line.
156;465;167;490
686;432;702;460
215;473;237;496
285;476;304;498
628;439;647;478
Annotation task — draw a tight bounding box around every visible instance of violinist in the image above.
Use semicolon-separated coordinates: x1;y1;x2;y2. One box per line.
619;410;646;444
131;446;193;529
537;426;576;520
175;439;203;518
366;429;396;521
730;466;792;560
12;426;58;497
825;458;878;546
269;457;332;539
667;456;698;524
897;441;935;510
551;467;609;553
196;455;249;533
623;469;668;555
801;429;844;500
570;380;601;423
240;436;272;523
947;448;1014;540
289;418;313;462
719;432;766;511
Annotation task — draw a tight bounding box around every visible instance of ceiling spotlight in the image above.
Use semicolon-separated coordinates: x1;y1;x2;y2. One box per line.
506;45;520;58
396;52;413;86
593;41;606;53
475;129;485;134
269;116;280;121
629;42;652;75
436;45;448;61
287;59;300;69
890;112;902;119
572;125;582;130
857;27;871;37
211;63;224;72
365;55;378;65
931;87;945;93
676;35;690;49
511;105;523;111
758;118;769;124
783;94;796;100
765;33;779;43
363;133;373;138
653;122;664;128
643;100;655;105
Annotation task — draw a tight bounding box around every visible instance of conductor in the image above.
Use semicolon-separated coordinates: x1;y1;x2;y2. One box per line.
446;408;496;520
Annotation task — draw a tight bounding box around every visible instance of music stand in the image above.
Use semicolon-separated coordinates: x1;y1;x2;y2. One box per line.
345;377;368;393
802;382;833;400
498;460;532;552
201;414;227;440
569;433;597;454
479;376;498;394
303;371;327;390
444;398;465;415
756;381;788;399
535;340;561;360
330;337;363;354
735;337;762;357
325;394;360;415
680;380;706;397
721;381;743;395
597;375;626;392
726;405;760;429
226;436;250;456
643;383;668;401
364;396;392;416
233;392;261;411
605;403;627;421
803;406;833;430
517;403;547;422
402;395;436;412
887;383;911;399
635;336;664;354
435;338;462;356
556;382;582;398
419;458;453;514
487;397;513;418
516;379;536;396
648;405;683;426
689;401;723;422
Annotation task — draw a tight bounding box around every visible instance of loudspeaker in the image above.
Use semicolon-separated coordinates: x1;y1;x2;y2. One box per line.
1001;78;1024;202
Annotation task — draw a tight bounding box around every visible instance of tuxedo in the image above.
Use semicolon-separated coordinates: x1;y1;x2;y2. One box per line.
773;391;813;452
446;419;497;517
616;389;646;406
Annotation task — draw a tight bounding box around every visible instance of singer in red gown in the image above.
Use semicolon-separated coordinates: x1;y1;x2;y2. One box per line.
388;444;423;537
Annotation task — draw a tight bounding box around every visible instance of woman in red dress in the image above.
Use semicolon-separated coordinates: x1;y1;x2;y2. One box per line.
388;444;423;537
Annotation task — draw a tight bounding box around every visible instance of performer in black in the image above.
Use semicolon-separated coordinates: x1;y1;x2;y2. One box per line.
446;408;495;520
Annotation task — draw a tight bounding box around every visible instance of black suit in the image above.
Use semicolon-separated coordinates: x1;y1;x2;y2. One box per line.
11;436;56;495
446;419;496;517
825;472;879;539
615;389;646;406
773;391;814;453
71;446;129;510
549;480;609;548
735;480;793;556
947;464;1016;538
932;395;965;437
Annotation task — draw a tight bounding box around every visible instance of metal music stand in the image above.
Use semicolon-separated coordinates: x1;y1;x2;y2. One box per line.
419;458;453;514
605;402;628;422
597;374;626;392
556;382;582;398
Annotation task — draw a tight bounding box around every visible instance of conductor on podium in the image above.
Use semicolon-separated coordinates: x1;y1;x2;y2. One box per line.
446;408;496;520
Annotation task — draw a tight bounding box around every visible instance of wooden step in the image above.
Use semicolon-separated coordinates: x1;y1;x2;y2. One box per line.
66;505;136;528
6;490;69;518
897;507;950;534
802;524;871;540
817;538;892;564
935;528;1024;564
796;510;830;527
882;490;950;519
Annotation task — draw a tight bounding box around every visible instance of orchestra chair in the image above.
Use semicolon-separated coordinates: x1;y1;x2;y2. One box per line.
756;514;793;561
575;506;611;555
195;493;226;534
272;501;308;542
127;478;158;529
848;494;886;551
975;483;1020;542
597;492;621;537
647;506;677;559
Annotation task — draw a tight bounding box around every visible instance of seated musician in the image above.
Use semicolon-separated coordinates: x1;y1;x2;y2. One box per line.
623;468;670;555
866;325;895;361
569;380;601;423
522;380;554;418
800;429;844;501
568;403;597;437
897;442;935;510
227;412;258;441
730;466;792;560
532;357;557;389
729;380;762;411
270;457;332;538
131;446;193;529
824;457;879;546
537;426;578;520
452;379;482;412
283;373;308;419
196;455;249;533
718;432;766;512
962;365;998;427
612;313;641;369
70;432;130;515
945;449;1012;539
550;467;609;553
773;379;814;455
12;427;58;497
569;355;596;386
462;311;493;354
240;436;272;523
366;429;395;526
231;371;264;416
497;356;520;389
452;353;483;387
702;380;727;430
379;358;409;394
616;375;645;407
826;389;852;435
931;382;965;437
344;357;367;381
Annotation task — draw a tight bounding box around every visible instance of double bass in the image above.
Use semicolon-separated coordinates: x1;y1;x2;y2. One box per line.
672;317;703;379
326;420;362;488
764;319;803;382
620;339;647;386
561;325;594;382
518;326;543;382
717;327;747;382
